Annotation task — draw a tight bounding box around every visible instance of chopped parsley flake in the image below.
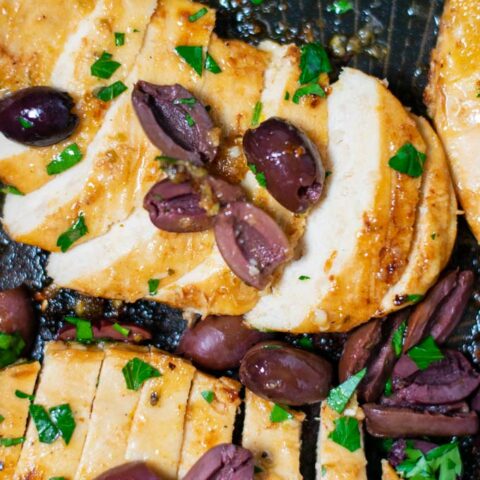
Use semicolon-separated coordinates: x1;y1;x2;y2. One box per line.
29;404;60;444
174;97;197;106
270;404;293;423
46;143;83;175
325;171;332;177
15;390;34;402
298;336;313;350
122;357;161;391
189;7;209;22
293;83;326;104
65;316;94;343
201;390;215;403
56;213;88;252
407;335;444;370
407;294;424;304
298;275;311;281
328;416;361;452
175;45;203;76
90;51;121;79
0;184;24;195
114;32;125;46
113;323;130;337
251;101;263;126
327;368;366;413
299;42;332;85
0;437;25;447
431;232;437;240
94;81;128;102
0;332;25;368
49;404;76;445
384;377;393;397
185;113;196;127
251;0;264;4
148;278;160;295
49;477;67;480
0;414;4;423
327;1;354;14
391;320;407;356
388;143;426;178
205;53;222;74
248;163;267;188
18;116;33;129
284;91;290;100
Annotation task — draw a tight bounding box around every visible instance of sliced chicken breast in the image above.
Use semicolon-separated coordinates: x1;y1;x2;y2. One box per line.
3;0;216;252
125;349;196;479
177;372;241;478
14;342;104;480
74;344;149;479
316;395;367;480
379;116;457;314
382;460;401;480
0;0;156;193
0;361;40;480
246;68;424;333
425;0;480;242
242;390;304;480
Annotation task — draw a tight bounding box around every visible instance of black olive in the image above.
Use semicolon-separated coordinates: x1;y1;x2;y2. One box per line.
0;87;78;146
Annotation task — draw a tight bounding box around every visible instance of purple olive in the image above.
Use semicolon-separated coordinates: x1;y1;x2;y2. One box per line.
132;82;218;165
243;117;325;213
177;315;272;371
0;286;36;348
183;443;254;480
240;341;332;406
144;179;212;233
388;439;437;468
93;462;161;480
214;201;290;289
0;87;78;146
472;388;480;412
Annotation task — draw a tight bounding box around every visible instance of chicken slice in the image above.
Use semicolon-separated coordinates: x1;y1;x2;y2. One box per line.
0;0;156;193
242;390;304;480
381;460;401;480
0;361;40;479
425;0;480;242
3;0;216;252
378;116;457;314
74;344;149;479
14;342;104;480
246;68;424;333
316;395;367;480
125;349;196;479
177;372;241;478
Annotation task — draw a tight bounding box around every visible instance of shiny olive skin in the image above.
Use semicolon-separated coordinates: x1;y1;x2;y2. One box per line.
0;286;36;348
243;117;325;213
240;341;332;406
0;87;78;146
177;315;272;370
93;462;161;480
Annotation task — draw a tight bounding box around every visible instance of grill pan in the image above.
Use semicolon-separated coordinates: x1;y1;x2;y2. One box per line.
1;0;479;478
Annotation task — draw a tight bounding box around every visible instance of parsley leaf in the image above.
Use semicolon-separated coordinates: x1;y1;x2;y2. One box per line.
49;404;76;445
298;336;313;350
0;332;25;368
29;404;60;444
392;320;407;356
407;336;444;370
201;390;215;403
18;116;33;129
90;51;121;79
299;42;332;85
0;184;24;195
248;163;267;188
189;7;208;22
46;143;83;175
407;294;424;304
114;32;125;46
328;416;361;452
174;97;197;106
15;390;35;402
270;404;293;423
298;275;311;281
56;213;88;252
0;437;25;447
95;81;128;102
205;53;222;74
251;101;263;126
122;357;161;391
327;1;354;14
175;46;203;76
65;316;94;343
292;83;326;104
384;377;393;397
113;323;130;337
251;0;264;4
49;477;67;480
0;414;4;423
327;368;366;413
388;143;426;178
148;278;160;295
185;112;196;127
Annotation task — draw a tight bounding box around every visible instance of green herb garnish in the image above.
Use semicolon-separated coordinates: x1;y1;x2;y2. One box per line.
292;83;326;104
56;213;88;252
431;232;437;240
185;113;196;127
201;390;215;403
248;163;267;188
49;477;67;480
175;46;203;76
392;320;407;356
95;81;128;102
18;117;33;129
384;378;393;397
251;101;263;127
327;1;354;14
328;416;361;452
205;53;222;74
388;143;426;178
270;404;293;423
298;336;313;350
65;316;94;343
0;332;25;369
299;42;332;85
90;51;121;79
46;143;83;175
15;390;34;402
29;404;60;444
327;368;366;413
0;414;4;423
298;275;311;281
112;323;130;337
114;32;125;46
148;278;160;295
49;404;76;445
122;357;161;391
0;437;25;447
284;91;290;101
407;335;444;370
174;97;197;106
407;294;424;304
0;184;24;195
251;0;264;4
189;7;209;22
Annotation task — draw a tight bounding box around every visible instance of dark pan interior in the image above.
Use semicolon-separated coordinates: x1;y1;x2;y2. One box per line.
1;1;479;478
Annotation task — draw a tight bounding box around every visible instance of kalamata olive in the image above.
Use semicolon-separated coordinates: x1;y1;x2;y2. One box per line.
144;179;212;233
243;117;325;213
207;176;246;206
177;315;272;370
363;403;479;437
240;341;332;406
472;388;480;412
338;318;383;383
214;201;290;289
183;443;254;480
0;86;78;146
57;320;152;343
93;462;161;480
132;82;218;165
0;286;36;348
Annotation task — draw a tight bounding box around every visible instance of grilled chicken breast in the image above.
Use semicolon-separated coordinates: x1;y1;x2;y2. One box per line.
0;0;156;193
242;390;305;480
425;0;480;241
14;342;104;480
316;395;367;480
382;460;401;480
0;361;40;479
